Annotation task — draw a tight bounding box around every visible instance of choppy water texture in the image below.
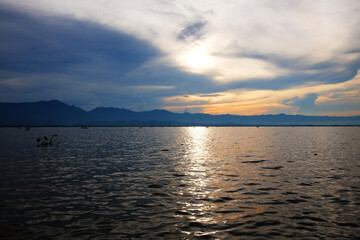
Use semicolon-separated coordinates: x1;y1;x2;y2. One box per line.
0;127;360;239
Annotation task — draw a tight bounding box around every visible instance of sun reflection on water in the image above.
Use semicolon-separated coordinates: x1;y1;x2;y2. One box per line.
187;126;209;160
185;127;211;190
176;127;268;236
178;128;214;219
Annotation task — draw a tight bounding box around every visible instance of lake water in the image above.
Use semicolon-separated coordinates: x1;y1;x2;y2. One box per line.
0;127;359;239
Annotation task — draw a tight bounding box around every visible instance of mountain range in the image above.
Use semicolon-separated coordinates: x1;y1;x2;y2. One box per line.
1;100;359;126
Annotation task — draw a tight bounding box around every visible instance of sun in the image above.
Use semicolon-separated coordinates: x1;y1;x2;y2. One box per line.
180;47;215;72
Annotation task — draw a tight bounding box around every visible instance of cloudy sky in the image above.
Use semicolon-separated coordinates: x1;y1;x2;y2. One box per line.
0;0;359;116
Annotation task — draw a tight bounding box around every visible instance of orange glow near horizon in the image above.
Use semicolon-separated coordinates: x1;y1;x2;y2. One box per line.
162;69;360;116
164;103;290;116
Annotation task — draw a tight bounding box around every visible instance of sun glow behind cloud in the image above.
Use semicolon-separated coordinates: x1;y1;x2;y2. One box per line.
179;47;216;73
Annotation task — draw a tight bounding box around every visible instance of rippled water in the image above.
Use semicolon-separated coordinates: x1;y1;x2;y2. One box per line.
0;127;359;239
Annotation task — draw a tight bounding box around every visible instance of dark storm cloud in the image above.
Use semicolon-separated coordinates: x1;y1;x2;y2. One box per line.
0;7;159;75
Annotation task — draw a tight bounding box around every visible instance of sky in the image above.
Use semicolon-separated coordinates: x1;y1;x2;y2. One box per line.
0;0;360;116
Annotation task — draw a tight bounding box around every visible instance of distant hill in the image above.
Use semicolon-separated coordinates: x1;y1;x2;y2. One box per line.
1;100;360;126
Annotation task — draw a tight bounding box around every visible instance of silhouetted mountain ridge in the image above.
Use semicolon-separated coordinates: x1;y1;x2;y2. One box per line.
1;100;359;126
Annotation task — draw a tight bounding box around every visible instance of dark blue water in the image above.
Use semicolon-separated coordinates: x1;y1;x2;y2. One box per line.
0;127;359;239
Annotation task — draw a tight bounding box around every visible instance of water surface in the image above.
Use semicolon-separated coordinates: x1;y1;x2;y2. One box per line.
0;127;359;239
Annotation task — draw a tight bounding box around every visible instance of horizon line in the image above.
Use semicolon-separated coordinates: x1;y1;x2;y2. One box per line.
1;99;360;118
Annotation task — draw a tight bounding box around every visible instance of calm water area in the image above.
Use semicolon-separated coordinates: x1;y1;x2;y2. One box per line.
0;127;359;239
